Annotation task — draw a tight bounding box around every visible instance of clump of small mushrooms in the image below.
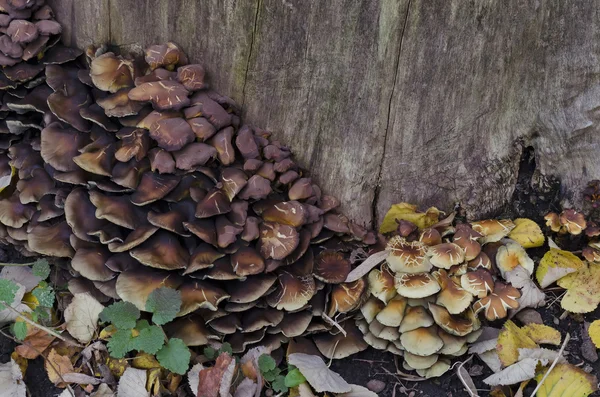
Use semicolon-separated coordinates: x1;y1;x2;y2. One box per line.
355;207;538;378
0;0;378;357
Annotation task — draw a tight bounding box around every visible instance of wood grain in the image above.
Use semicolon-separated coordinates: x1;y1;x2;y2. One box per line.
47;0;600;226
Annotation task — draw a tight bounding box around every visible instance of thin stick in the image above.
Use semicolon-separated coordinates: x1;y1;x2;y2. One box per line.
0;301;82;347
530;332;570;397
321;313;347;337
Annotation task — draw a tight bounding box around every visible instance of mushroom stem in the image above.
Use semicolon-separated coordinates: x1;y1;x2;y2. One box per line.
529;332;570;397
0;301;83;347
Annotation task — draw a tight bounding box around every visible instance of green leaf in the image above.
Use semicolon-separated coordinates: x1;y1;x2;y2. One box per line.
219;342;232;355
130;322;164;355
12;322;27;341
258;354;276;374
107;328;134;359
33;306;50;321
156;338;190;375
145;287;181;325
32;260;50;280
203;346;216;360
285;367;306;388
0;279;18;304
272;375;288;394
32;285;54;308
99;301;140;329
263;368;281;382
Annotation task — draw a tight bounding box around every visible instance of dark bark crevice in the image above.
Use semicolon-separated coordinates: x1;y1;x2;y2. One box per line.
241;0;261;113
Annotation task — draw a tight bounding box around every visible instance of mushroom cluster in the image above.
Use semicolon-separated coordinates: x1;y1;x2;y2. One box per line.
0;2;379;356
357;214;535;378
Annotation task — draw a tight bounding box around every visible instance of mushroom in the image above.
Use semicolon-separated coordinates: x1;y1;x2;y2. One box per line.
375;295;407;327
314;251;351;284
399;305;434;333
472;282;520;321
399;326;443;356
145;42;188;71
452;224;482;261
258;222;299;260
428;303;473;336
128;81;190;111
427;243;465;270
266;271;316;311
559;209;586;235
433;269;473;314
148;117;195;151
90;52;135;93
115;269;182;311
395;273;440;298
460;269;494;298
327;279;366;316
386;236;430;273
470;219;515;244
367;265;396;304
495;241;534;277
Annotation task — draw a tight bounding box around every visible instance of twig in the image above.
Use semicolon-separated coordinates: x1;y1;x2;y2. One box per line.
0;301;82;347
321;313;347;337
0;329;75;397
455;356;478;397
530;332;571;397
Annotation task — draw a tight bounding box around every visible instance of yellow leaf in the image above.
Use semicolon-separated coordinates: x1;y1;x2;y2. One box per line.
557;263;600;313
536;249;584;288
107;356;129;378
496;320;537;367
522;324;561;346
380;203;440;234
535;363;597;397
167;373;182;394
508;218;545;248
588;320;600;349
133;353;161;369
11;351;27;376
147;367;166;396
99;324;118;340
22;292;39;310
45;348;75;387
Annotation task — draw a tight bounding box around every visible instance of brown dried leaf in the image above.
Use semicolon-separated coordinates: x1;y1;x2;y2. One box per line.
198;352;234;397
45;348;75;387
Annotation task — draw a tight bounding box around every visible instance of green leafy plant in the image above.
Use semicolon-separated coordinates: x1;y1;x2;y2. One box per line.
257;354;306;394
99;286;190;375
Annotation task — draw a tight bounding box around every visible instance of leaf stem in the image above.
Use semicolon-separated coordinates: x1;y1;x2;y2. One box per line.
0;301;82;348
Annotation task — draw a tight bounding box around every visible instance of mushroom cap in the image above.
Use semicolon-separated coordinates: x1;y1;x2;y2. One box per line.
115;269;182;311
404;352;439;370
386;236;430;273
327;278;366;316
148;117;195;151
452;224;482;261
231;246;265;276
7;19;38;43
130;172;180;205
89;191;145;229
314;251;351;284
495;241;534;277
416;358;450;379
209;127;235;166
114;128;150;162
183;243;223;274
71;246;116;281
262;201;306;227
178;280;229;316
428;303;474;336
559;209;586;235
0;196;35;228
267;271;315;311
164;315;217;346
427;243;465;269
544;212;561;232
129;230;190;270
90;52;134;93
225;273;277;303
128;81;190;111
375;295;407;327
419;228;442;246
433;269;474;314
467;252;492;271
145;42;188;71
360;296;385;323
470;219;515;244
173;142;217;170
176;64;205;91
460;269;494;298
368;319;400;341
28;221;74;257
107;224;158;253
195;189;231;218
367;265;397;304
472;282;520;321
399;305;434;333
437;329;467;355
399;326;443;357
238;175;272;200
258;221;299;260
395;272;440;298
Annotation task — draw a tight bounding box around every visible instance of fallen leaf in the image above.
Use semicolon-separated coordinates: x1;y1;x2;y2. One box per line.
0;283;31;325
15;327;56;359
0;359;26;397
534;363;598;397
117;368;149;397
496;320;537;367
521;324;561;345
240;346;267;396
456;362;478;397
198;353;234;397
233;378;257;397
106;357;128;378
557;263;600;313
288;353;351;393
515;309;543;325
62;373;102;385
536;249;583;288
517;348;566;363
45;348;75;387
507;218;545;248
132;353;161;369
64;293;105;343
219;356;236;397
506;266;545;311
91;384;114;397
483;357;545;386
0;266;41;292
10;352;27;381
588;320;600;349
379;202;440;234
147;368;165;396
344;250;388;283
187;363;204;397
478;351;503;373
337;384;378;397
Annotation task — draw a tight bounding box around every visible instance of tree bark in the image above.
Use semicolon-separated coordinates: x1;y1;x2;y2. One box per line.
48;0;600;227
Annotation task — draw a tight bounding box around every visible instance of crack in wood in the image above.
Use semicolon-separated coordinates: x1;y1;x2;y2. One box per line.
241;0;261;114
371;0;412;229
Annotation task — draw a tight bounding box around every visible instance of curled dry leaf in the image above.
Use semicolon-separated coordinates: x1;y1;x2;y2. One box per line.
517;348;566;364
117;367;150;397
0;359;26;397
505;266;545;311
15;326;55;359
64;293;105;343
535;249;583;289
198;352;235;397
287;353;351;393
337;384;379;397
379;202;440;234
483;357;546;386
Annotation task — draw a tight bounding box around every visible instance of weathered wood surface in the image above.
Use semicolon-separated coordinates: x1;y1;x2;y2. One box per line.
48;0;600;227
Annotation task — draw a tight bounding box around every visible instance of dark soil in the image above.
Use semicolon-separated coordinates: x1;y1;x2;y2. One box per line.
2;145;599;397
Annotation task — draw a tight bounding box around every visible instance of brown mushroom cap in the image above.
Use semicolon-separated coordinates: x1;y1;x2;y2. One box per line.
559;209;587;235
28;221;73;257
367;265;397;304
115;269;182;310
427;243;465;269
419;228;442;246
472;282;520;321
314;251;351;284
41;123;88;172
173;142;217;170
470;219;515;244
460;269;494;298
183;243;223;274
544;212;561;233
467;252;492;271
399;305;435;333
386;236;430;273
164;315;217;346
128;81;190;111
90;52;134;93
7;19;38;43
231;246;265;276
433;269;473;314
107;224;158;253
130;172;180;205
400;326;443;357
360;296;385;323
225;273;277;304
209;127;235;166
404;352;439;370
452;224;482;261
71;246;116;281
148;117;195;151
262;201;306;227
145;42;188;71
395;272;440;298
0;196;35;228
496;241;534;277
114;128;150;162
178;280;229;316
89;191;146;229
428;303;474;336
327;278;366;316
129;230;190;270
375;295;407;327
195;189;231;218
258;221;299;260
238;175;272;200
267;271;315;311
